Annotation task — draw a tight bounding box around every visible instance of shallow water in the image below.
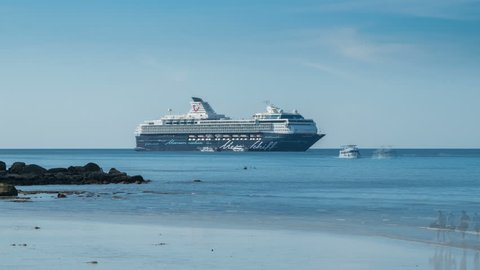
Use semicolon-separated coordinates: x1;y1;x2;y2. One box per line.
1;149;480;248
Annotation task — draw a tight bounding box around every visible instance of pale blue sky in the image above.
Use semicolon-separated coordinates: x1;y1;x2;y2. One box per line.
1;0;479;148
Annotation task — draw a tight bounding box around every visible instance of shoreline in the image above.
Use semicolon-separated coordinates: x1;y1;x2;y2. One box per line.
2;207;480;251
1;212;471;270
3;192;480;253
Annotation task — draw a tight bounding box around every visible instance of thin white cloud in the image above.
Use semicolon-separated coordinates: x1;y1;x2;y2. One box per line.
302;27;416;63
301;61;351;78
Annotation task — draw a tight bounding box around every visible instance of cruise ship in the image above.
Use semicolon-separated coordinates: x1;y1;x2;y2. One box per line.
135;97;325;151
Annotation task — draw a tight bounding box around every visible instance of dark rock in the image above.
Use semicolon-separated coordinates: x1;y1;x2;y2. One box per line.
8;162;26;174
108;168;124;176
68;174;83;183
111;174;129;183
0;174;34;185
67;166;85;174
0;162;149;186
129;175;145;184
22;164;47;175
34;226;40;230
0;161;6;172
57;193;67;198
53;172;67;181
83;162;102;172
86;171;107;181
0;183;18;196
47;168;68;174
193;179;202;183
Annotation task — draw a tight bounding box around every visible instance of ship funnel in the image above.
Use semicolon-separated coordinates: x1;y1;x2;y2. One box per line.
188;97;227;120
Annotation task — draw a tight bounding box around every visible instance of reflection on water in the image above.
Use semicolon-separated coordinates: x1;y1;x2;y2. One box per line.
430;210;480;247
430;248;480;270
428;210;480;269
475;252;480;270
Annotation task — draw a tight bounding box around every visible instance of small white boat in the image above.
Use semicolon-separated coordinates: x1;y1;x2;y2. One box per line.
339;145;360;159
232;146;247;152
372;146;394;159
199;147;216;152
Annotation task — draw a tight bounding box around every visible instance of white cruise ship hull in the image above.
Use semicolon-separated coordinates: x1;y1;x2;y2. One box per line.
135;133;324;152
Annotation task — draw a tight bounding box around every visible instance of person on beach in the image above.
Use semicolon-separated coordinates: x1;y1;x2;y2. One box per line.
430;210;447;241
437;210;447;241
458;211;470;239
447;212;456;230
431;210;447;228
446;212;456;241
473;213;480;239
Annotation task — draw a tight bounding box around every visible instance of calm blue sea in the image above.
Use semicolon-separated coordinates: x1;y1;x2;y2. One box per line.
1;149;480;246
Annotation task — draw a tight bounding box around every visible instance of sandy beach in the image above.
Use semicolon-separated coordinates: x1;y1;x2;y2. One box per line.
1;212;476;270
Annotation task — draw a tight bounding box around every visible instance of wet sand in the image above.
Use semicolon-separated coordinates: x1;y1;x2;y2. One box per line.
1;214;477;270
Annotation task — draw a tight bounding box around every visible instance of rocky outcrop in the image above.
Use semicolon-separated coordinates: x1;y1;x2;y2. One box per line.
0;161;149;186
22;164;48;175
0;161;6;172
47;168;68;174
108;168;123;176
83;162;102;172
8;162;26;174
0;183;18;196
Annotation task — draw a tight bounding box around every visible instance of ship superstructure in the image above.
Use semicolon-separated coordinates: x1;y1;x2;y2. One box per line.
135;97;324;151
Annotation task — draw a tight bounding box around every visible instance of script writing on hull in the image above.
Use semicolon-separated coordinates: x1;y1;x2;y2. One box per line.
219;140;278;151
